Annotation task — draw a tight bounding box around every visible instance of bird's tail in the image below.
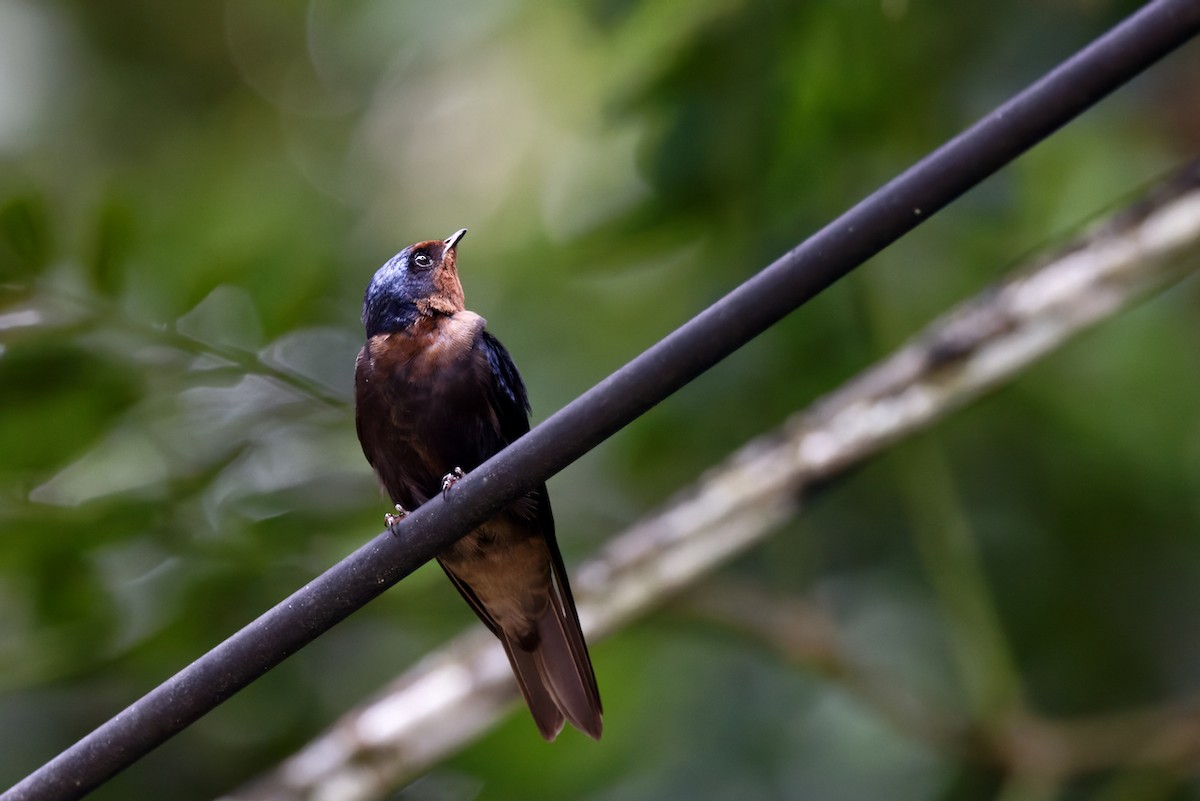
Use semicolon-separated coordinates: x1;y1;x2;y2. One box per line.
501;584;602;741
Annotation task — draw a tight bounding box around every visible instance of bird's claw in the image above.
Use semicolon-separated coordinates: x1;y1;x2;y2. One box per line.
441;467;465;499
385;503;408;534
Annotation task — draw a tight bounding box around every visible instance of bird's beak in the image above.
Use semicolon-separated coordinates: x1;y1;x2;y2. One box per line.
444;228;468;251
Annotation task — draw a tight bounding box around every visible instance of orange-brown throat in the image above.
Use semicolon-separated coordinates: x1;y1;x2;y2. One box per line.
417;239;466;316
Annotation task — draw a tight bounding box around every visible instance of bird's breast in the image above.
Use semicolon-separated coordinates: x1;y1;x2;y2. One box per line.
355;310;494;504
365;310;486;385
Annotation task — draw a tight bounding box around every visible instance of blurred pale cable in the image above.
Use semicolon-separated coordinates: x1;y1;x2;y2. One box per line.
224;163;1200;801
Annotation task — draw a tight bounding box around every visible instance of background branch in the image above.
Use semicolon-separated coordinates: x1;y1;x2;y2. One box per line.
225;163;1200;801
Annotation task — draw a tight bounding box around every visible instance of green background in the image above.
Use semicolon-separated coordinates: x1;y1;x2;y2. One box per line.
2;1;1200;799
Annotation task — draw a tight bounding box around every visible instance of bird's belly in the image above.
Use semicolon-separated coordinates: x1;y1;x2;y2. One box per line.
373;356;487;496
439;518;552;636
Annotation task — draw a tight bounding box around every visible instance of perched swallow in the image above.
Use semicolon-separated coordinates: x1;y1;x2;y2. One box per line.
354;229;602;740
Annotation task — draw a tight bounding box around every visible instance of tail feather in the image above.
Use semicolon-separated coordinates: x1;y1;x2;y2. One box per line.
501;637;566;741
532;596;602;739
500;583;602;740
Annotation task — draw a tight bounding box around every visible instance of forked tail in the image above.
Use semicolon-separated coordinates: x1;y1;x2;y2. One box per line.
501;584;602;740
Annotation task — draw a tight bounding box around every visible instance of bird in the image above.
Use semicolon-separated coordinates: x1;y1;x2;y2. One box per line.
353;228;602;741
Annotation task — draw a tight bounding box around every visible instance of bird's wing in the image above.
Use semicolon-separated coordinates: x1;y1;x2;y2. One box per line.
433;328;534;636
537;491;602;715
479;329;531;444
478;331;587;648
437;560;500;636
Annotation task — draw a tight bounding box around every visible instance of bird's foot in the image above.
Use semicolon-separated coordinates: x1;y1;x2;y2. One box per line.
385;504;408;534
441;467;465;499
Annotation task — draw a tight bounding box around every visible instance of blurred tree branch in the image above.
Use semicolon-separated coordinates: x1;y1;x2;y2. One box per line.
224;163;1200;801
4;286;349;408
89;293;351;408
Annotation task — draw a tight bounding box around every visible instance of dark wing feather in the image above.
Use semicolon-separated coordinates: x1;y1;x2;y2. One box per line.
537;490;602;717
435;328;533;637
479;330;531;444
451;329;602;738
480;331;601;717
437;561;499;636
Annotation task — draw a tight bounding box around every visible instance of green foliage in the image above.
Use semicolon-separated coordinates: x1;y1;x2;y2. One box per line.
0;340;141;473
1;0;1198;799
0;193;52;282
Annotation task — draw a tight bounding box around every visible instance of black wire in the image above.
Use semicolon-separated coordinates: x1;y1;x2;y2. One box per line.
7;2;1200;799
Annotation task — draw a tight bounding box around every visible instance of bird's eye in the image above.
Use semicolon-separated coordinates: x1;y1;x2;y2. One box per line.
413;252;433;268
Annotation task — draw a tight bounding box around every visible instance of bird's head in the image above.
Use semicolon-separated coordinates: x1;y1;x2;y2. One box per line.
362;228;468;336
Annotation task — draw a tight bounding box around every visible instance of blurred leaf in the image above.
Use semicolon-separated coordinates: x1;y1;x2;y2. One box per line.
0;340;141;475
88;196;136;297
0;193;52;283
